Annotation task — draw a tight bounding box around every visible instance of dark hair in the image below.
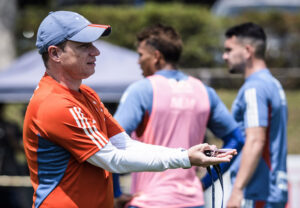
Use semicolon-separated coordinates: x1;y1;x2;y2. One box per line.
41;41;67;68
225;22;266;59
137;23;183;64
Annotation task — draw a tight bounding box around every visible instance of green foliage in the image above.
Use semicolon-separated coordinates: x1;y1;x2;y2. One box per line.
16;3;300;68
16;3;222;67
70;3;224;67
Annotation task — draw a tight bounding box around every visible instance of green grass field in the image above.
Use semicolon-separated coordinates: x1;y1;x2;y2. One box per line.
4;89;300;154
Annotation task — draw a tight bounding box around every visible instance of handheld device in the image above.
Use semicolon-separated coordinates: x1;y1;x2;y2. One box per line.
204;148;235;157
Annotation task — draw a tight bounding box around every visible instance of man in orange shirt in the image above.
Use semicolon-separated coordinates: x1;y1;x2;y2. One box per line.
23;11;237;208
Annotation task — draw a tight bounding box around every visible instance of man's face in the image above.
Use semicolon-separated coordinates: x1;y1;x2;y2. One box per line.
137;40;157;77
223;36;247;74
59;41;100;80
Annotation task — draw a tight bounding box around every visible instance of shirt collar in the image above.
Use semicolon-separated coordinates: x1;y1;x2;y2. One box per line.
246;68;270;81
154;69;187;80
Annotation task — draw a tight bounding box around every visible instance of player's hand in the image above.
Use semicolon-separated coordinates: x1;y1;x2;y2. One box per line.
114;193;133;208
200;181;206;191
226;186;243;208
187;143;237;167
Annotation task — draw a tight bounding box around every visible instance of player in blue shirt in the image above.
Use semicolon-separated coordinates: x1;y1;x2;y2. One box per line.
223;22;288;208
113;24;244;208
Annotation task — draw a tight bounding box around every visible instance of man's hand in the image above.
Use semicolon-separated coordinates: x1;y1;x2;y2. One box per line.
114;193;133;208
226;186;243;208
188;143;237;167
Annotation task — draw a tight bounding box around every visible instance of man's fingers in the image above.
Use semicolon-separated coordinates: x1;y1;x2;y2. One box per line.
206;155;232;165
216;149;237;158
188;144;236;167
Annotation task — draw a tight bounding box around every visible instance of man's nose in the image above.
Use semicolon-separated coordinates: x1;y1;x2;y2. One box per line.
90;44;100;56
222;52;228;61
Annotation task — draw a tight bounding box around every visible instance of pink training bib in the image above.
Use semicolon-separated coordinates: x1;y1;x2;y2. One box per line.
129;74;210;208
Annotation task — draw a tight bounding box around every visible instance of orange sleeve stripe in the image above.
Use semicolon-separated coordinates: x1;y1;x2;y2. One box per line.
88;24;110;29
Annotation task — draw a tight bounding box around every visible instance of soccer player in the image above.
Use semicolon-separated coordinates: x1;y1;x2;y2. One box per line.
22;11;236;208
223;22;288;208
113;24;244;208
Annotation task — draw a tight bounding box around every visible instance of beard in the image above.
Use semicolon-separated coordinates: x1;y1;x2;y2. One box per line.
228;62;246;74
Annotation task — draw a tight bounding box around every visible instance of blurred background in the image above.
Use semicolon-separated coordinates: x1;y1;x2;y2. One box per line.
0;0;299;207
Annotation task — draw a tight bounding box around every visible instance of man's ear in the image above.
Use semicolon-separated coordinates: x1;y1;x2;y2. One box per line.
244;44;255;59
48;46;62;63
154;50;163;64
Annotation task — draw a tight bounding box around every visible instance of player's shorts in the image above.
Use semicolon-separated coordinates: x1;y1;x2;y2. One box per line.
242;199;286;208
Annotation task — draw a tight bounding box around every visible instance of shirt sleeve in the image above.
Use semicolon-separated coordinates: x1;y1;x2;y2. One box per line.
114;79;153;135
206;86;238;138
82;84;124;138
101;101;125;138
87;132;191;173
37;98;108;163
243;84;268;128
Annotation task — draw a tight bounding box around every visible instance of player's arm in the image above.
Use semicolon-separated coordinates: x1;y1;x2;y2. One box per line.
113;79;152;135
87;132;236;173
227;127;266;208
227;86;268;208
201;87;245;189
201;127;244;189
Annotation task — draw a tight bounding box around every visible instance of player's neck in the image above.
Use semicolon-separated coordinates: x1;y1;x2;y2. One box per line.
46;69;82;92
157;62;177;71
245;59;267;78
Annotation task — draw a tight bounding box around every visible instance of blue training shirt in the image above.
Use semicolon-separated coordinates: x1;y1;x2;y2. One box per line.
230;69;288;202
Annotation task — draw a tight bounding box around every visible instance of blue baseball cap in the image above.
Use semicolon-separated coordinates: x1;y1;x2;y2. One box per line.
36;11;111;54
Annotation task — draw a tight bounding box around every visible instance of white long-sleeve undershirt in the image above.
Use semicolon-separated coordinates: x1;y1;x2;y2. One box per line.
87;132;191;173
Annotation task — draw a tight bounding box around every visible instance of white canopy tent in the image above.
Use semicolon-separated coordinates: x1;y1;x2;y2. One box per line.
0;40;143;103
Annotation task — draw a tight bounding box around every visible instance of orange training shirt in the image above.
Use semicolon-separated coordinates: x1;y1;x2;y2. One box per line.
23;73;124;208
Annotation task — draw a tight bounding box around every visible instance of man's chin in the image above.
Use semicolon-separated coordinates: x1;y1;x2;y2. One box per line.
229;68;243;74
82;69;95;79
142;71;154;77
229;68;237;74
